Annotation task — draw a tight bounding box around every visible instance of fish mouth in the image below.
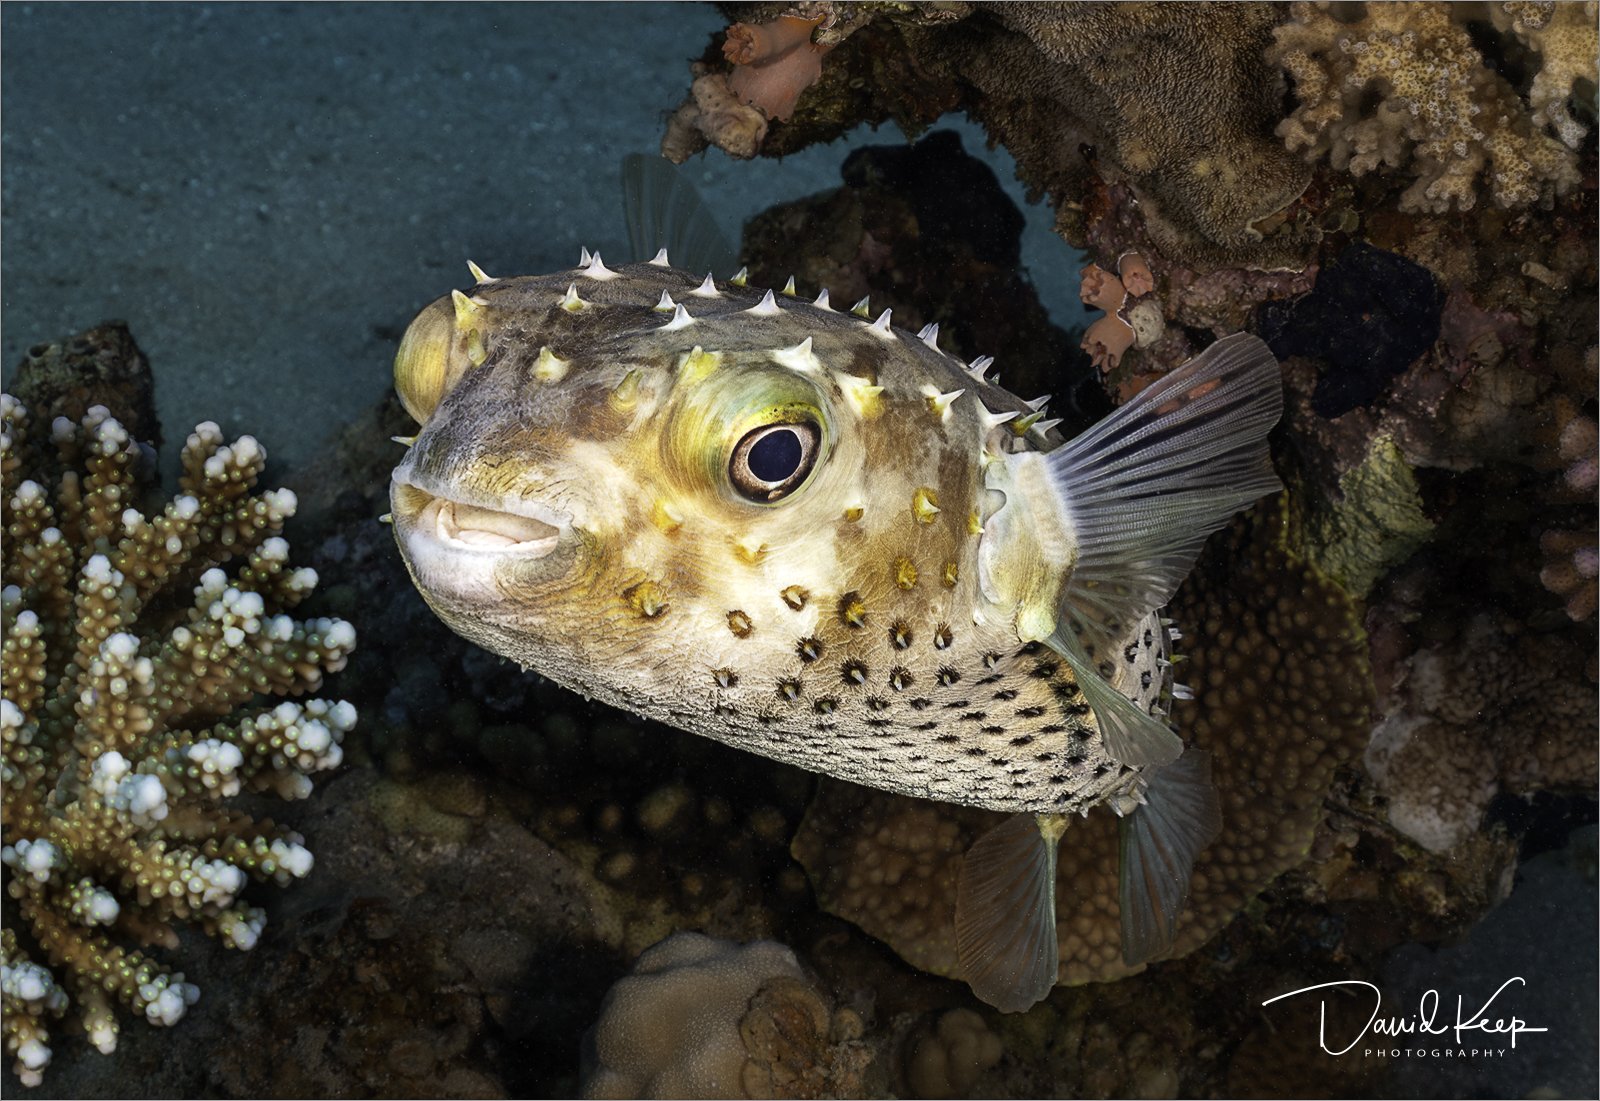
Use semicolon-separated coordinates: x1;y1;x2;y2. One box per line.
413;493;563;555
389;471;575;608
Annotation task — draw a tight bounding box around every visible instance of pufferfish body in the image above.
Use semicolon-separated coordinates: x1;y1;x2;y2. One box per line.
388;251;1283;1011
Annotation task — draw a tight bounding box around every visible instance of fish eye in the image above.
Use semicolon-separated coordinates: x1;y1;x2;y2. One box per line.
729;422;820;502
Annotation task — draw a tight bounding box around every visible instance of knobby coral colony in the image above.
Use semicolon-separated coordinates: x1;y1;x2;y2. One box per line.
0;395;356;1086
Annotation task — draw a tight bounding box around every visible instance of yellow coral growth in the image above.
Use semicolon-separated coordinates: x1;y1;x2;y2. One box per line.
1271;1;1592;212
1;394;356;1086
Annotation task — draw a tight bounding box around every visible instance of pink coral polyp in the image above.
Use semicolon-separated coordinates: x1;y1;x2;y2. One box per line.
1082;315;1136;372
724;15;829;122
1078;263;1126;312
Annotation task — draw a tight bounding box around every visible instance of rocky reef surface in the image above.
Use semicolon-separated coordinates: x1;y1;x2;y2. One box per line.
3;2;1595;1098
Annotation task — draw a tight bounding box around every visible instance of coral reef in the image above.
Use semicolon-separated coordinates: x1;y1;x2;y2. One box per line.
1270;1;1595;213
1541;525;1598;621
0;336;356;1086
581;931;871;1099
902;1007;1003;1099
1367;614;1597;853
666;2;1315;268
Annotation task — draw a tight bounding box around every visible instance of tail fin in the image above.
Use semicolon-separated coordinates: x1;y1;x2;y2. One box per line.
1118;749;1223;966
1044;334;1282;766
620;153;738;276
956;813;1065;1013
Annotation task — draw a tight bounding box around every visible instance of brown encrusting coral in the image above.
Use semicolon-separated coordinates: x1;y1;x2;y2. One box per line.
666;1;1316;268
0;344;356;1086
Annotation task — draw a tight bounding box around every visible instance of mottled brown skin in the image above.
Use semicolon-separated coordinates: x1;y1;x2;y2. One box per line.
391;260;1145;815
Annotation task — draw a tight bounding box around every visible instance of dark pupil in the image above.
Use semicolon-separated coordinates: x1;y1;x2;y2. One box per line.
748;429;802;483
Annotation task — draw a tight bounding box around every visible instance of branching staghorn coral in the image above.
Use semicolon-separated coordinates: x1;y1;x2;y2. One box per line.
1270;1;1594;213
0;394;355;1086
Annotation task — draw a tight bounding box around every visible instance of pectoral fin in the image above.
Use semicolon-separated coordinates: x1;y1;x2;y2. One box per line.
956;813;1066;1013
1042;334;1282;764
1118;749;1223;967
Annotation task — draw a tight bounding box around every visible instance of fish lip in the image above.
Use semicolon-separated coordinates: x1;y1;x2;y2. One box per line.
390;466;572;559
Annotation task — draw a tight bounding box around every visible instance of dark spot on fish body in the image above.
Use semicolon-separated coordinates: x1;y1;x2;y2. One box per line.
937;666;961;686
982;727;1006;736
866;697;890;712
975;673;1003;687
1030;660;1059;679
888;667;913;691
935;733;960;743
841;660;868;686
776;678;802;701
890;620;913;649
796;637;824;662
942;699;970;710
1010;735;1035;747
993;689;1019;701
781;586;809;611
933;624;953;649
960;712;988;723
1015;706;1047;718
713;668;739;688
726;610;753;638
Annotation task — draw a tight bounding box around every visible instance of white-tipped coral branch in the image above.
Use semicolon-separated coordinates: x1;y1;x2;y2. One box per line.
0;394;356;1086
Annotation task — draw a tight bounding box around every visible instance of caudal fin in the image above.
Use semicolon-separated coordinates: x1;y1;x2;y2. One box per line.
1118;749;1223;966
1045;334;1282;766
956;813;1064;1013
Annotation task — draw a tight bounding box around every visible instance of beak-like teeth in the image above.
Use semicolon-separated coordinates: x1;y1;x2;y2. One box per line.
426;499;561;554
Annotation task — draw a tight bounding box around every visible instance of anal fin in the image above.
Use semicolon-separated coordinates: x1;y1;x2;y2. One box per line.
956;813;1065;1013
1118;749;1223;966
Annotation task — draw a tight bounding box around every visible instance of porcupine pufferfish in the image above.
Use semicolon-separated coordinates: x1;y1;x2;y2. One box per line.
387;249;1283;1012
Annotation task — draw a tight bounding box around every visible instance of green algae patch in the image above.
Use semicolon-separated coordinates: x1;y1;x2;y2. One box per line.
1307;434;1434;598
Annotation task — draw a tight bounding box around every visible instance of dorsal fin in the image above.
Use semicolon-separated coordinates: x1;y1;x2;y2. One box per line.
620;153;738;276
